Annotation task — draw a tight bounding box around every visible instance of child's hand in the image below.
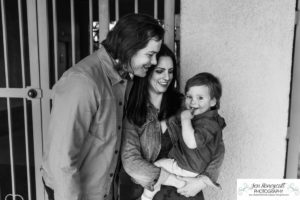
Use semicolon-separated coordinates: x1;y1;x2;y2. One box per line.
181;109;194;120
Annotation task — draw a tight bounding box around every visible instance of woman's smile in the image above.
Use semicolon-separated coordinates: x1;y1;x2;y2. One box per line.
149;56;174;94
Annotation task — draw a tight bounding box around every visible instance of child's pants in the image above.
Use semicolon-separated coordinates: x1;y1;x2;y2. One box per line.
141;158;198;200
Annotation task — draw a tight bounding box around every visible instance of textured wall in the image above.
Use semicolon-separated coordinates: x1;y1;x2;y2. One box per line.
180;0;296;199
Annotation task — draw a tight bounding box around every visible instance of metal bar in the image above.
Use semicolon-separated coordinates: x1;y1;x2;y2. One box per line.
23;98;32;200
154;0;158;19
37;0;50;91
37;0;52;153
1;0;9;88
1;2;16;199
18;1;32;199
0;88;29;97
134;0;138;13
27;0;46;199
7;99;16;200
164;0;175;51
52;0;59;81
71;0;76;65
98;0;109;43
18;0;26;88
115;0;119;21
89;0;93;54
0;88;51;99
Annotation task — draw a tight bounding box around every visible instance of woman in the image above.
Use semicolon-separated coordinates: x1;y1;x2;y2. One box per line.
121;44;225;200
41;13;164;200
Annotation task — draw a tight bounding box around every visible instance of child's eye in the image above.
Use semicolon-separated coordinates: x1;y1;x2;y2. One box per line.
198;96;203;100
186;95;192;99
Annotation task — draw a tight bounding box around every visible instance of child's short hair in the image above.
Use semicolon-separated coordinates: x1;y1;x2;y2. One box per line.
185;72;222;109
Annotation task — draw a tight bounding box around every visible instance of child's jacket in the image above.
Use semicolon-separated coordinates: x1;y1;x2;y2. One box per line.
167;110;226;176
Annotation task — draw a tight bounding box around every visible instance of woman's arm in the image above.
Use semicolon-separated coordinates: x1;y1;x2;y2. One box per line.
176;140;225;197
121;118;169;191
121;117;187;191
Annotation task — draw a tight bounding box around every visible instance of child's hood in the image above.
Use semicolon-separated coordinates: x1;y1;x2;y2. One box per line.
216;114;226;130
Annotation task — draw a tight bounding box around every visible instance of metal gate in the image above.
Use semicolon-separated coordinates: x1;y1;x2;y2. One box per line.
0;0;43;199
0;0;179;199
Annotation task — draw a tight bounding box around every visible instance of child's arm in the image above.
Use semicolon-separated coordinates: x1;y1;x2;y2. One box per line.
181;109;197;149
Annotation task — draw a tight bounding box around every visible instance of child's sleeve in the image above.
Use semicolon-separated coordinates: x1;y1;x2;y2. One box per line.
193;118;220;147
200;139;225;187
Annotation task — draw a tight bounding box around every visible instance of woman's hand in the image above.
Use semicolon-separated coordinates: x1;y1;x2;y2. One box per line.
176;176;206;197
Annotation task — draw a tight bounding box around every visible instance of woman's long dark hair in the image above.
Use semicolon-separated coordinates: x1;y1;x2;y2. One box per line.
126;44;182;127
102;13;164;69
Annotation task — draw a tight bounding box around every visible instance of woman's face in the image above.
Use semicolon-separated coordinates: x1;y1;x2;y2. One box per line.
148;56;174;95
130;39;162;77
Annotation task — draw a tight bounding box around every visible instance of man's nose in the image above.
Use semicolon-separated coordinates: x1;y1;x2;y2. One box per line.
150;55;157;65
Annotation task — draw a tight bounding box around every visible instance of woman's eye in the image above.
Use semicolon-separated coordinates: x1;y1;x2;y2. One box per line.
155;70;163;74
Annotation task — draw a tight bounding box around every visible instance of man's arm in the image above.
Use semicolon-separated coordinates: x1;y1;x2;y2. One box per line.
49;75;97;200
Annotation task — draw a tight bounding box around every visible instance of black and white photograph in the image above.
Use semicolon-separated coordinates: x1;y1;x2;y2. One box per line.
0;0;299;200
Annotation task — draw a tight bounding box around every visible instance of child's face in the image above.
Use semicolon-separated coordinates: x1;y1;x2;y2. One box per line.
185;85;216;115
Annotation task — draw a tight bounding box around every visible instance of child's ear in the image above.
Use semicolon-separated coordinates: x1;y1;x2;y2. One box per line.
210;98;217;107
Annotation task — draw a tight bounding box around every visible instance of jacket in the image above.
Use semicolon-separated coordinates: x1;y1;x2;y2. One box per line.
41;46;130;200
168;110;226;177
121;103;225;191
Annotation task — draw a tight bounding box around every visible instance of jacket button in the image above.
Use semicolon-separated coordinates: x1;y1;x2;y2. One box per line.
115;150;118;154
119;101;122;106
118;126;121;130
110;173;114;177
104;194;107;198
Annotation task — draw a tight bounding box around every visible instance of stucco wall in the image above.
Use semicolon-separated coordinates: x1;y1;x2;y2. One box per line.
180;0;296;199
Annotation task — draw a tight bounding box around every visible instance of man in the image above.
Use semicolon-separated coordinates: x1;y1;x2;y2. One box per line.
41;13;164;200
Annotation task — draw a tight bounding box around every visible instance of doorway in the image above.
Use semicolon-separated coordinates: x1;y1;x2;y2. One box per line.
0;0;180;199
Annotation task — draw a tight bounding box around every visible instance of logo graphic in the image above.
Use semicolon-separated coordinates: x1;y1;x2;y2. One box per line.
237;179;300;200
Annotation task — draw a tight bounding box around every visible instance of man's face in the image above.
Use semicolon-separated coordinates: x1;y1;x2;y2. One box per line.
130;39;162;77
